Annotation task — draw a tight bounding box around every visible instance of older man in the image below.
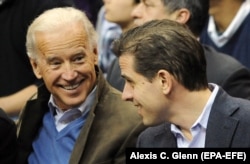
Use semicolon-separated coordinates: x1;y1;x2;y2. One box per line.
16;7;145;164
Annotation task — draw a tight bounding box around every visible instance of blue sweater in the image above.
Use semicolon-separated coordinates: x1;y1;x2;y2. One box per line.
200;13;250;69
28;111;85;164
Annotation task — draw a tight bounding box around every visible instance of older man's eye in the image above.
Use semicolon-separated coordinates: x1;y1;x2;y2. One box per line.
52;61;61;65
73;56;85;63
48;60;61;69
75;56;83;61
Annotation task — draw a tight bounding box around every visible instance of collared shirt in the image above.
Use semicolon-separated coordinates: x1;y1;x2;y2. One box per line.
207;0;250;47
48;86;97;131
171;83;219;148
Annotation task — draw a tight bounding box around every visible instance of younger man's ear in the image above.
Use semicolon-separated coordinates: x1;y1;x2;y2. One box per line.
157;70;173;95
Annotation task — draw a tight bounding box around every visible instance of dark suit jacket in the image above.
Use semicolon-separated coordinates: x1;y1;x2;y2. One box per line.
204;45;250;99
107;45;250;99
0;108;17;164
136;87;250;148
16;67;146;164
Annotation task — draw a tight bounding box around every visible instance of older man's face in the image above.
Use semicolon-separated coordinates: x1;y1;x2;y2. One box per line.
30;21;98;110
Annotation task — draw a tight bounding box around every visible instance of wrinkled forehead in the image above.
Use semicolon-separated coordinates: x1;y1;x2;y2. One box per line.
34;23;90;55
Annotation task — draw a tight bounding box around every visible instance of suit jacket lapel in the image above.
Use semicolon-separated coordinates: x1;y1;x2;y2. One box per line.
69;66;104;163
69;106;96;164
205;87;239;147
163;123;177;147
17;87;49;162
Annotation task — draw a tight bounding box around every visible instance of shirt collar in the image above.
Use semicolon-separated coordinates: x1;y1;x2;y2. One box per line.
171;83;219;134
48;85;97;115
207;1;250;47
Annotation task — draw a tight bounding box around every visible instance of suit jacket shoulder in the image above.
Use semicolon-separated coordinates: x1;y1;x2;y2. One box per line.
137;87;250;148
206;87;250;147
204;45;250;99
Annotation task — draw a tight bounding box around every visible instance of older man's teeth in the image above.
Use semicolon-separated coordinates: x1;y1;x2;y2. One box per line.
63;83;80;90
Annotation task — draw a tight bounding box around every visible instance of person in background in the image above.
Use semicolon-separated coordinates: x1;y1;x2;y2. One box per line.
96;6;122;77
102;0;140;89
113;19;250;148
103;0;139;32
200;0;250;68
16;7;145;164
107;0;250;100
0;108;17;163
0;0;74;118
